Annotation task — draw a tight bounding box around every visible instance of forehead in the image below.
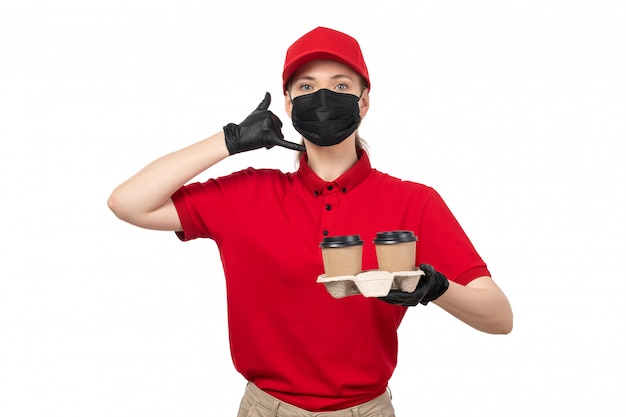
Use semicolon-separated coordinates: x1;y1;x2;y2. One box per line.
291;59;358;82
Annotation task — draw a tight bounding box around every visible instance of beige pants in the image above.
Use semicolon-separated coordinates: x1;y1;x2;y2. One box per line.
237;382;396;417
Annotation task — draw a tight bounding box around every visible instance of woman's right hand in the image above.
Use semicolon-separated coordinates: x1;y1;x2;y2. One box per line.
223;92;305;154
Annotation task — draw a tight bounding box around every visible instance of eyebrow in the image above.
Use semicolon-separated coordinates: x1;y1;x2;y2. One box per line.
331;74;354;81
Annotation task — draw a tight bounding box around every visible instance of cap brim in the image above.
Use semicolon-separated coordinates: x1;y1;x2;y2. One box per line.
283;52;367;91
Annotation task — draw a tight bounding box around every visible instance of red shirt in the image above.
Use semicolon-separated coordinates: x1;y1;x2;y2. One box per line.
172;150;489;411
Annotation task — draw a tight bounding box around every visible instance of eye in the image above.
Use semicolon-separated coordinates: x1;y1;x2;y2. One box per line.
299;83;313;92
335;83;348;91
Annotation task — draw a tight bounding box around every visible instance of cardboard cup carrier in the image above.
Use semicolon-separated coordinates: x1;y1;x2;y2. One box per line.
317;232;423;299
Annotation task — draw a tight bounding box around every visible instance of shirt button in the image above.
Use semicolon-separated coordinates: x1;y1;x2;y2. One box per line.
313;191;319;196
327;185;333;191
322;230;329;236
326;204;332;211
342;187;347;193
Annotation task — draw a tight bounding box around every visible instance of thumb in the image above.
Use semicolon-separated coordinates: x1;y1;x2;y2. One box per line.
419;264;435;277
275;138;306;152
256;92;271;111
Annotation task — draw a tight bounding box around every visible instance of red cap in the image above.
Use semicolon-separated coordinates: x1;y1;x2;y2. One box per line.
282;27;370;92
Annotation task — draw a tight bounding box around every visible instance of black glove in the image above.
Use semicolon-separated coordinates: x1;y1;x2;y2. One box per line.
379;264;449;306
223;92;305;155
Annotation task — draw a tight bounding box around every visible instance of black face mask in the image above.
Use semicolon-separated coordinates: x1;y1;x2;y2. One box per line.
290;89;361;147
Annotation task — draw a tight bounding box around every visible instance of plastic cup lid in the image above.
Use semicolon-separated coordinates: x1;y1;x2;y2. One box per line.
320;234;364;248
373;230;417;244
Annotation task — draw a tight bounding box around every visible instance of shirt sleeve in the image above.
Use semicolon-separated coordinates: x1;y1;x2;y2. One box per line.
171;168;257;243
416;187;490;285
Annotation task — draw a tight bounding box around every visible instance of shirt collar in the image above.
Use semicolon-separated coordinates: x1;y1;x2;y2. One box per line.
296;149;371;197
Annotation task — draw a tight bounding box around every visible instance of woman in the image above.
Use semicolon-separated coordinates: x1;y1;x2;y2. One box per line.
108;27;513;416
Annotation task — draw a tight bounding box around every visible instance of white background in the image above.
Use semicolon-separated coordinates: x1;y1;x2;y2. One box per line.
1;1;625;416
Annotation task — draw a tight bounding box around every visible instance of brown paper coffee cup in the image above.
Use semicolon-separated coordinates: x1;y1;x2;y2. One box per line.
373;230;417;273
320;235;364;277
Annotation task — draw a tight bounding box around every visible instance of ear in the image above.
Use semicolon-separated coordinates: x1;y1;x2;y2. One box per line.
284;91;293;120
359;88;370;119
